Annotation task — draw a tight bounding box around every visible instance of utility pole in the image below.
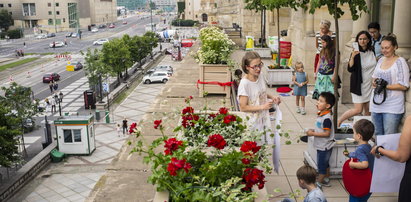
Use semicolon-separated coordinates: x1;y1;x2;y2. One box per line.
150;0;154;32
53;0;57;33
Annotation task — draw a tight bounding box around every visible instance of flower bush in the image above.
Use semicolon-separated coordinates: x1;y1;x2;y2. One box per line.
195;26;236;64
130;97;272;201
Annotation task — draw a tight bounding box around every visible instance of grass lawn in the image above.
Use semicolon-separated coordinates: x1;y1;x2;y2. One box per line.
25;52;54;56
0;58;39;72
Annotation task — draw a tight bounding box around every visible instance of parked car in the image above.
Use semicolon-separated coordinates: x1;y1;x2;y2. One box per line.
71;33;78;38
74;62;83;70
35;34;47;39
98;24;107;29
47;33;56;38
65;32;73;37
91;27;99;33
154;65;173;72
146;69;172;76
108;24;115;28
143;71;170;84
42;73;60;83
49;41;65;48
93;38;109;45
122;21;127;25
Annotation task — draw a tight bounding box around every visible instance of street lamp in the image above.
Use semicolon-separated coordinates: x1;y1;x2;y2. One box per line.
57;98;62;116
150;0;154;32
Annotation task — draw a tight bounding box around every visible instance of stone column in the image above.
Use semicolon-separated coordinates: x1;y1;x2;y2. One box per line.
305;11;315;37
392;0;411;61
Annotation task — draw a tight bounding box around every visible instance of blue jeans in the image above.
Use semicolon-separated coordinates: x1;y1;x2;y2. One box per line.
349;193;371;202
371;112;403;135
317;149;332;175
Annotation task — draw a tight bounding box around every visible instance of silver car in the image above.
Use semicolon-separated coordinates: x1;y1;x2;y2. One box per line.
93;38;109;45
143;71;170;84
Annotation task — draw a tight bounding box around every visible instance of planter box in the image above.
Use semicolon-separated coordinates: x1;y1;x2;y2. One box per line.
265;66;294;86
254;48;272;59
199;64;231;98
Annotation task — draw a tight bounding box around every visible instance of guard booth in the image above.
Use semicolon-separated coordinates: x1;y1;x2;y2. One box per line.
54;115;96;155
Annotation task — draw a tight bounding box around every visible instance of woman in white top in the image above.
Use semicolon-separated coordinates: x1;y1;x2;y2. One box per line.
238;52;281;144
338;31;376;127
370;35;409;135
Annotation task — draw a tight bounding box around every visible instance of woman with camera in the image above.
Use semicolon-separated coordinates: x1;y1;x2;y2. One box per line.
338;31;376;127
370;34;409;135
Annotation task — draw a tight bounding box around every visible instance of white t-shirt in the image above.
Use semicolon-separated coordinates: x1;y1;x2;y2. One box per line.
370;57;410;114
237;76;272;144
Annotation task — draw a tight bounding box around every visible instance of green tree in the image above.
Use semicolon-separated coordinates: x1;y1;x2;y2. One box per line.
0;104;21;167
0;9;13;31
101;38;132;84
244;0;268;47
0;82;39;156
143;31;159;59
81;48;110;101
305;0;368;129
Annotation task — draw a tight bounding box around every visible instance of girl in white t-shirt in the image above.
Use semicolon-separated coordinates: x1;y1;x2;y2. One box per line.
237;52;281;144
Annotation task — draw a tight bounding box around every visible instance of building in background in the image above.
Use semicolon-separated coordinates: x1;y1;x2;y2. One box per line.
0;0;117;33
117;0;146;10
152;0;176;12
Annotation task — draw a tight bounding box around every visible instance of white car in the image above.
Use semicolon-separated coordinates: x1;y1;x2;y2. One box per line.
49;41;65;48
71;33;78;38
35;34;47;39
91;27;98;33
93;38;109;45
143;71;170;84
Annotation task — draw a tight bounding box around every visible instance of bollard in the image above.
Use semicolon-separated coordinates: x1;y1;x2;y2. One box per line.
95;110;100;121
105;111;110;123
64;112;69;116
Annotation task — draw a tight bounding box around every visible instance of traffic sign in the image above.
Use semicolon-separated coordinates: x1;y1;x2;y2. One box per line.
103;83;109;93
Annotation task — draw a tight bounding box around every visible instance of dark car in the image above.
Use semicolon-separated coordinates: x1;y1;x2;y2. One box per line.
42;73;60;83
65;32;73;37
74;62;83;71
47;33;56;38
98;24;107;29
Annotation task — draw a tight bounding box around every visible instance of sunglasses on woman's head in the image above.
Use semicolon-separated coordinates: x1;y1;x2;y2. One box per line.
248;62;264;70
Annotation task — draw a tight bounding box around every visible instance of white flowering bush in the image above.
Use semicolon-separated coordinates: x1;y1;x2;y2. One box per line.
196;26;236;64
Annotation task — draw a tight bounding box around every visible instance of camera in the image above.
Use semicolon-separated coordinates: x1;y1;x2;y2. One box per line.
374;78;388;95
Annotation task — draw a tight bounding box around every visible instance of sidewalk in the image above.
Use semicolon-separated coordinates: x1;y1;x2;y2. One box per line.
87;45;398;202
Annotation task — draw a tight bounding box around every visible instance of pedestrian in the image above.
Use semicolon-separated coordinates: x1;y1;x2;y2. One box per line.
338;31;376;127
314;20;336;75
50;97;56;113
23;42;26;48
53;81;58;91
49;81;54;93
313;35;336;98
371;115;411;202
116;124;122;137
238;51;281;145
368;22;384;60
370;34;409;135
45;98;50;112
53;93;59;103
305;92;336;188
59;91;64;102
64;39;67;46
122;117;128;135
343;119;375;201
292;61;308;115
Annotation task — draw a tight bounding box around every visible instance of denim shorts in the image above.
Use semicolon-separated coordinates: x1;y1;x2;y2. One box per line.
317;148;333;175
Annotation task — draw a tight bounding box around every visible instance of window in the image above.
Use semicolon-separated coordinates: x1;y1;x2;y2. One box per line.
56;11;60;15
55;3;59;7
48;19;53;25
8;4;11;7
0;4;3;7
63;129;82;143
23;3;36;16
63;18;65;22
48;11;52;15
48;3;51;7
56;19;61;25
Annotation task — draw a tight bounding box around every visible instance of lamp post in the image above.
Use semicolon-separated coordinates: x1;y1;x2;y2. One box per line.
57;98;62;116
150;0;153;32
53;0;57;33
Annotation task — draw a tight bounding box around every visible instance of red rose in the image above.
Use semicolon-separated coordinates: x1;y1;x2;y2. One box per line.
181;114;199;128
223;115;237;124
167;157;191;176
182;106;194;114
164;138;183;155
154;120;162;129
208;113;216;119
219;107;229;115
240;141;261;154
242;168;265;190
207;134;226;150
129;122;137;134
242;158;251;165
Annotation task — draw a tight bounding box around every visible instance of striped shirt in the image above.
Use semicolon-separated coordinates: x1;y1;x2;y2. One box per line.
315;31;336;54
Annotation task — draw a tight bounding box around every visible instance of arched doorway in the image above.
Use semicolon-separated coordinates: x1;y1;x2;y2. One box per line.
202;13;208;22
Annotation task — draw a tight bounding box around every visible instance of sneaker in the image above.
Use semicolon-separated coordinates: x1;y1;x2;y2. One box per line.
270;116;275;121
324;177;330;184
318;180;331;187
296;108;301;113
301;109;306;115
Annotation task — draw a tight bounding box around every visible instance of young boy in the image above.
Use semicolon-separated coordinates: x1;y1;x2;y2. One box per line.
344;119;375;201
306;92;336;188
297;165;327;202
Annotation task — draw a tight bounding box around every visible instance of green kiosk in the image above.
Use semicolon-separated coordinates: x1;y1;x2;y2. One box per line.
54;115;96;155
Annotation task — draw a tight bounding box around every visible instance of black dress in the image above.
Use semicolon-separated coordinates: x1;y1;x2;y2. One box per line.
399;157;411;202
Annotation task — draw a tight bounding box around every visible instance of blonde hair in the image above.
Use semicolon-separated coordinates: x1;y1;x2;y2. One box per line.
320;20;331;29
295;61;304;69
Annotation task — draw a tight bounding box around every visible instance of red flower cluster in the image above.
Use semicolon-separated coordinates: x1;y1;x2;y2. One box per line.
241;158;251;165
182;106;194;114
129;123;137;134
164;138;183;155
181;114;199;128
242;168;265;190
184;96;193;104
208;113;216;119
219;107;229;115
167;157;192;176
240;141;261;155
207;134;226;150
154;120;162;129
223;115;237;124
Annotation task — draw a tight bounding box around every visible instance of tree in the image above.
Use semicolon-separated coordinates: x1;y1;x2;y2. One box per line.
244;0;268;47
101;38;132;84
305;0;368;129
0;82;39;156
81;48;109;101
0;9;13;31
262;0;303;66
143;31;159;59
0;104;21;168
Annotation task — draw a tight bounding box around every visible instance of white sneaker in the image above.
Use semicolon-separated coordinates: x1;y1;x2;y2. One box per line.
296;107;301;113
301;109;306;115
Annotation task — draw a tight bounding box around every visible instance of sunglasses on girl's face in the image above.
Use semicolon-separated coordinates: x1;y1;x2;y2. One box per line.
248;62;264;70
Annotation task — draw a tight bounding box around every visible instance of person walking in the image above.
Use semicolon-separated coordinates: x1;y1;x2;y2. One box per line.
313;35;336;98
49;81;54;93
116;124;122;137
122;117;128;135
50;97;56;113
53;81;59;91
